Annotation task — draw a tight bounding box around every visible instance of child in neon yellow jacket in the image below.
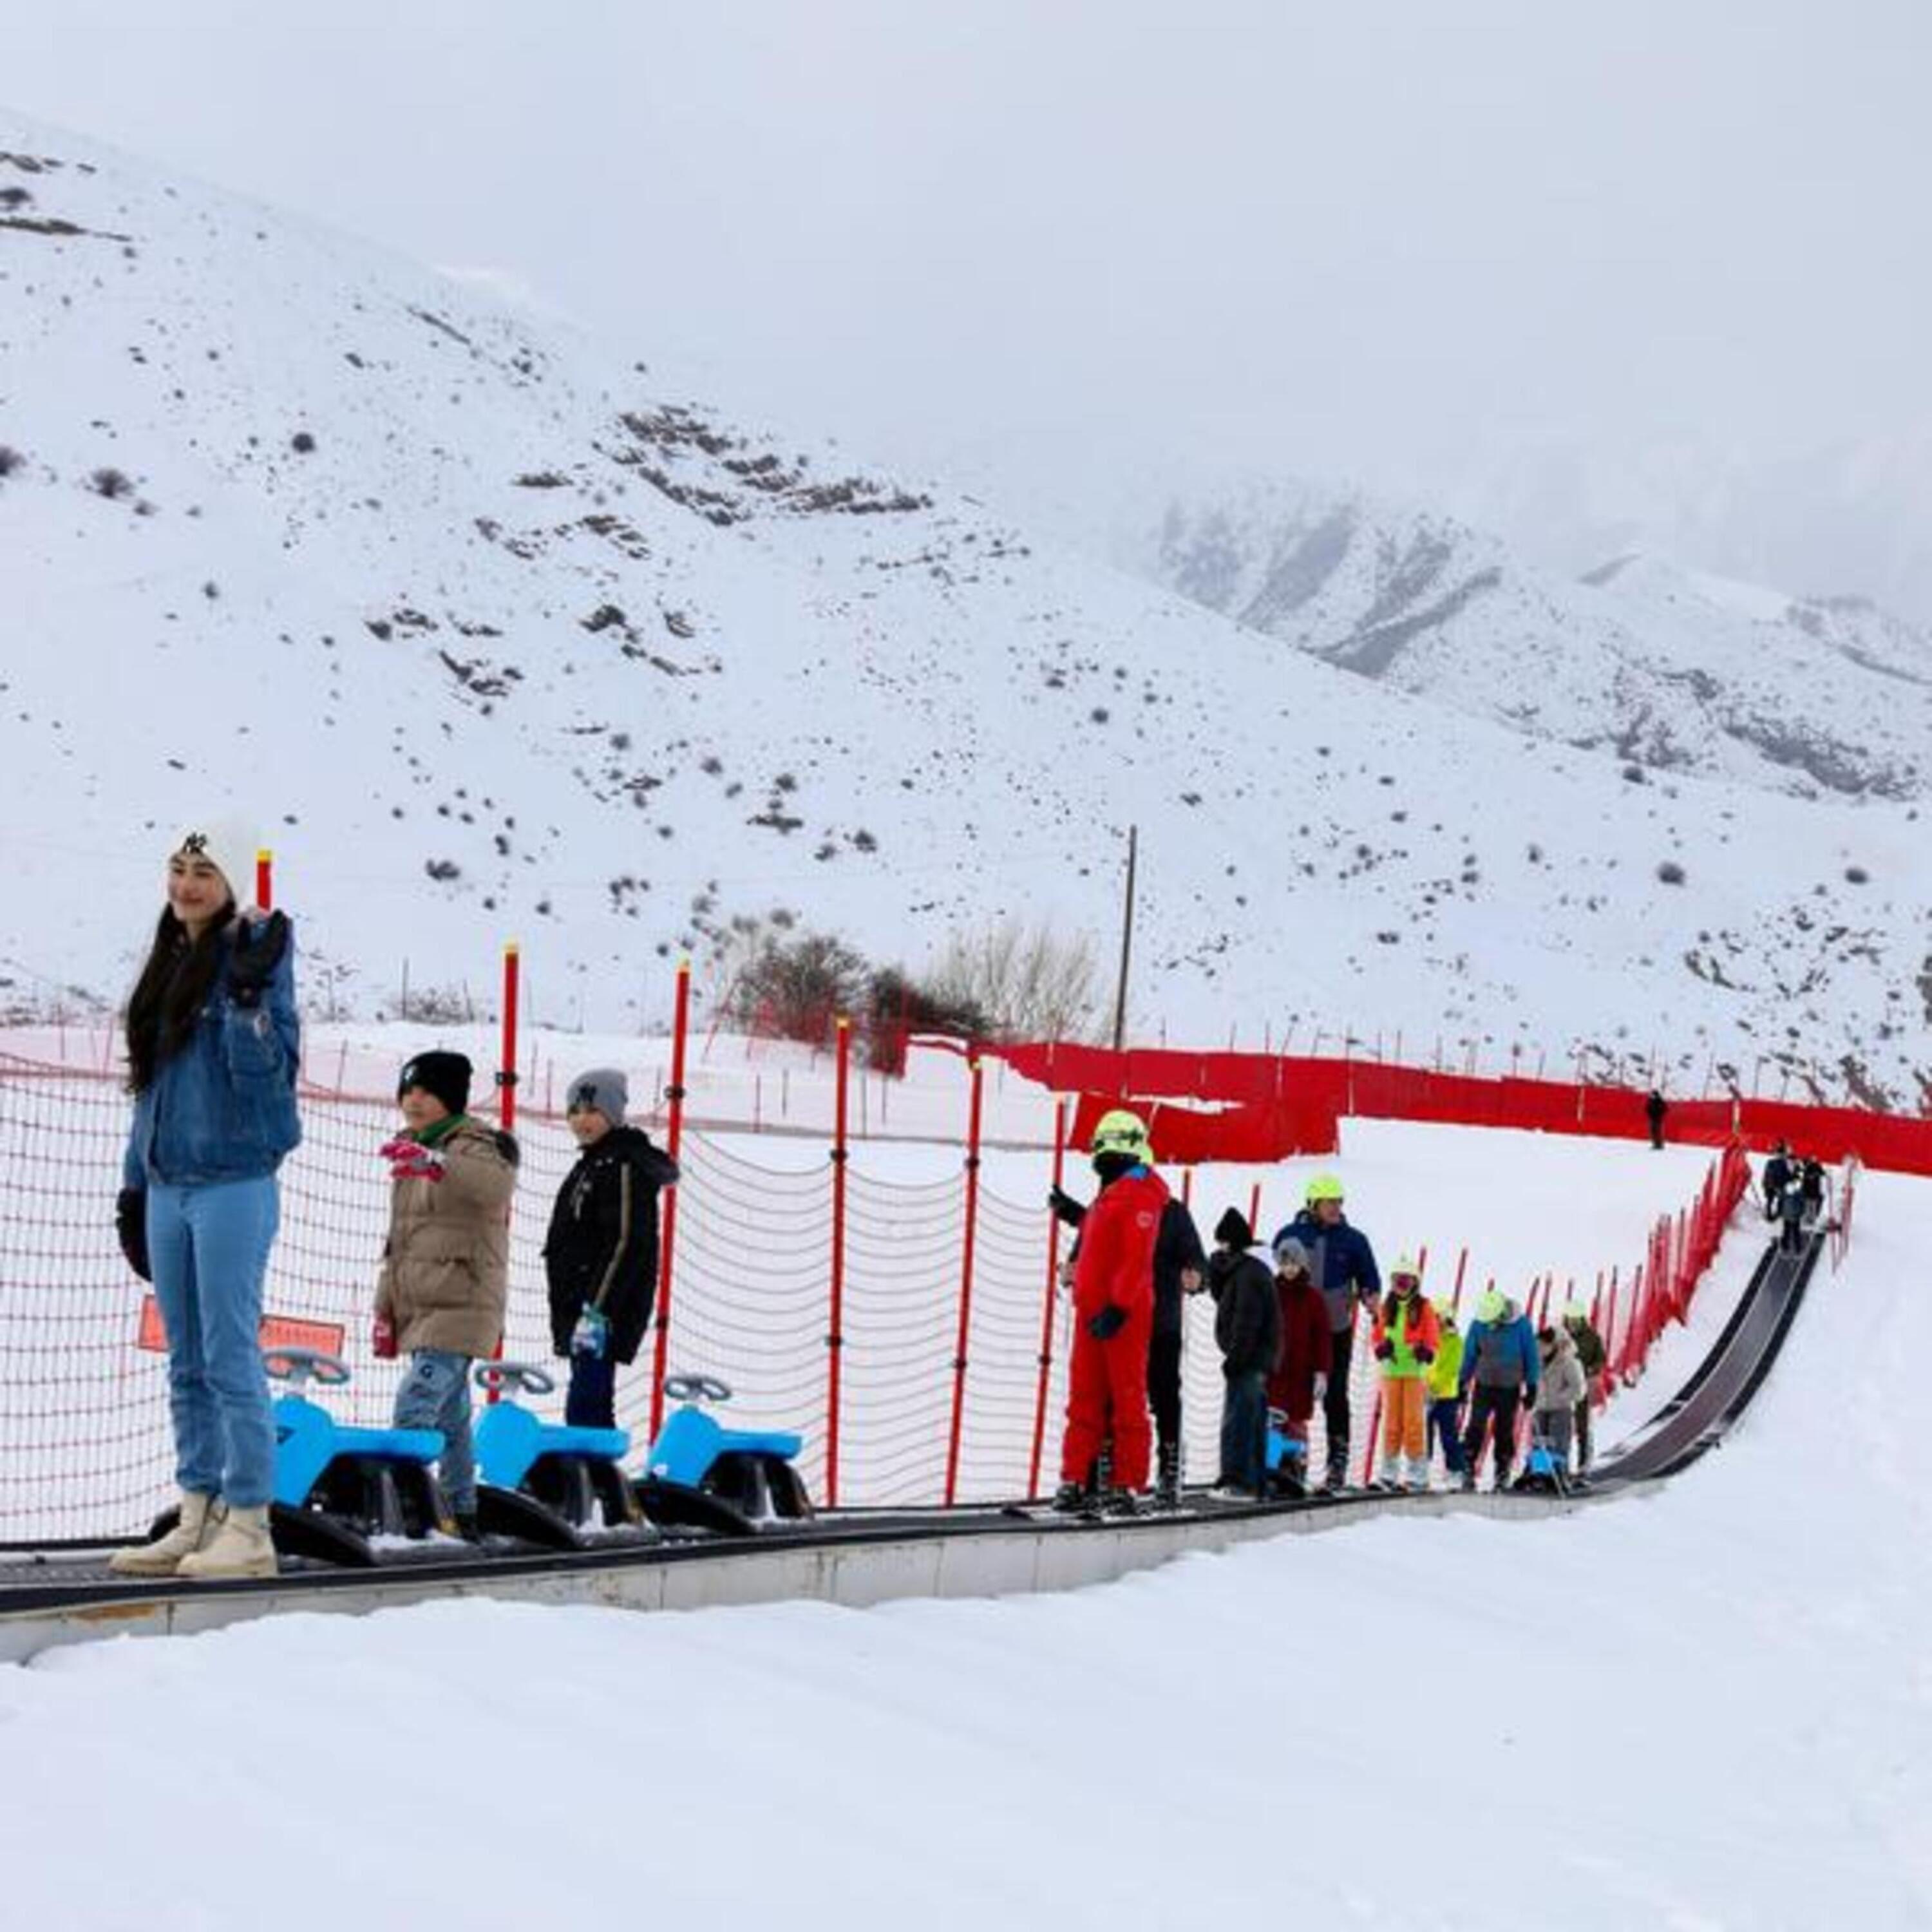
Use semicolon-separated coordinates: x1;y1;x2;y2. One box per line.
1425;1300;1466;1482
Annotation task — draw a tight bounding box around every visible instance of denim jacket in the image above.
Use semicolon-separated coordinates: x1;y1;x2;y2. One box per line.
122;918;301;1188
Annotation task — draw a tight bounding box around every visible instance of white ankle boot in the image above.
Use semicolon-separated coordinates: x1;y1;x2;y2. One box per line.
176;1503;278;1580
108;1491;218;1577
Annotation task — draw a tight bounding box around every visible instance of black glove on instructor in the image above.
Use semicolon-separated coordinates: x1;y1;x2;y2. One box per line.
1086;1303;1128;1341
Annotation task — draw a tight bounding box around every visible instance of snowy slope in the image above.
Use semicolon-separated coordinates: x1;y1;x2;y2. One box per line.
1;1129;1925;1931
1;113;1929;1108
1136;475;1932;800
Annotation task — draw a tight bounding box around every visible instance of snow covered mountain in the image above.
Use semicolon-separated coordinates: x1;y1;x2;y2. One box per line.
1135;478;1932;802
1;111;1927;1108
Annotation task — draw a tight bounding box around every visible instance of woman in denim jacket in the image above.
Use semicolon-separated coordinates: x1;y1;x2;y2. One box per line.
109;821;300;1581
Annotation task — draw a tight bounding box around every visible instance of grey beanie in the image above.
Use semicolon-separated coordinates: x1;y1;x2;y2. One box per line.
567;1066;629;1127
1273;1235;1314;1276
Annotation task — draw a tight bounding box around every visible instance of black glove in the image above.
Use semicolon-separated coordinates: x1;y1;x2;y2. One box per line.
225;909;290;1009
1086;1303;1128;1341
1048;1185;1086;1228
115;1187;151;1282
1414;1345;1435;1365
1373;1340;1394;1361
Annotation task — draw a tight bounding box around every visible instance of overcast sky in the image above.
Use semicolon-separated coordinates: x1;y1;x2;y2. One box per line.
7;1;1931;601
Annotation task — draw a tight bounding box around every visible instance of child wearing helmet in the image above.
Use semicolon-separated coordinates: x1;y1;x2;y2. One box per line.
1559;1302;1605;1470
1533;1323;1587;1470
1053;1111;1168;1514
1271;1172;1381;1490
1455;1288;1539;1491
1369;1257;1439;1491
1425;1299;1466;1482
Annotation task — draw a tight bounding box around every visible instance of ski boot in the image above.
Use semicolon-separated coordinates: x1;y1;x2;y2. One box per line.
1100;1488;1142;1518
1154;1444;1182;1511
1050;1481;1090;1515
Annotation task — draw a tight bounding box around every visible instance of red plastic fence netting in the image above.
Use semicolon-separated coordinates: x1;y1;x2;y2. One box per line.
0;1046;1094;1543
1;1039;1763;1542
999;1045;1932;1175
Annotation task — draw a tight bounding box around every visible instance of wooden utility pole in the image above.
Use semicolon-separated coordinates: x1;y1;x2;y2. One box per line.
1111;823;1137;1052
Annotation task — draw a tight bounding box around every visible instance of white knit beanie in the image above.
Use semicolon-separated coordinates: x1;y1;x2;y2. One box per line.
169;817;260;908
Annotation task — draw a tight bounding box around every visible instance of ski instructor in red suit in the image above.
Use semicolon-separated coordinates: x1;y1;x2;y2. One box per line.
1053;1110;1170;1515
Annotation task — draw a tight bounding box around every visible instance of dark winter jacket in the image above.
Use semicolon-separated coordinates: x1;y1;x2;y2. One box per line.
1763;1154;1793;1203
1057;1192;1206;1338
1266;1270;1334;1420
1562;1312;1607;1379
1269;1209;1381;1332
1799;1160;1826;1208
1209;1249;1280;1379
544;1126;679;1364
1458;1300;1540;1397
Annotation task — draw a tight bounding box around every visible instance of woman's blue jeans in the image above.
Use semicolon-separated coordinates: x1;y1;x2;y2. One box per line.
147;1177;279;1508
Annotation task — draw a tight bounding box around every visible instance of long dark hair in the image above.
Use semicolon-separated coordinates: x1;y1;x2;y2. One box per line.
124;903;231;1093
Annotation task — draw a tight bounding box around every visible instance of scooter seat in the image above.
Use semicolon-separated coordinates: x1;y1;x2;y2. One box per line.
476;1402;631;1492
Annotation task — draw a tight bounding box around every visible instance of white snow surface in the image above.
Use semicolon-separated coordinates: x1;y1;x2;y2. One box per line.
1;1110;1925;1930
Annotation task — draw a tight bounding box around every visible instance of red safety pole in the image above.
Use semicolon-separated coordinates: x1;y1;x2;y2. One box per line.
824;1016;851;1508
1027;1099;1070;1499
497;943;520;1132
1451;1247;1470;1318
943;1059;986;1507
1247;1180;1262;1235
648;959;692;1441
481;942;521;1405
255;848;274;912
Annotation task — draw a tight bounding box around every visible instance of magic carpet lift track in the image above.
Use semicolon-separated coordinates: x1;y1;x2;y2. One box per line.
0;1232;1821;1663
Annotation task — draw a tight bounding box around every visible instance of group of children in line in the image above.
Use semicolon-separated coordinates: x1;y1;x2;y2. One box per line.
1052;1110;1615;1515
1208;1211;1608;1497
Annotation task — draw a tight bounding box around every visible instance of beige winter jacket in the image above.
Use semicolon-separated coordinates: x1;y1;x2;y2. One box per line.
375;1117;518;1358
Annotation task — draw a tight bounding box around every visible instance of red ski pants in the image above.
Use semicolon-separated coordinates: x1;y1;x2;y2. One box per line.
1059;1300;1153;1492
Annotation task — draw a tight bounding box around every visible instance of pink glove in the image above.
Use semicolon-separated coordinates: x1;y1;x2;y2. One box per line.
379;1136;445;1183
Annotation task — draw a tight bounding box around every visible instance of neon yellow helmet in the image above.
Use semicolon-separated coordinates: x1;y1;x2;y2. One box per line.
1432;1296;1457;1321
1090;1108;1153;1162
1305;1172;1345;1205
1477;1289;1507;1323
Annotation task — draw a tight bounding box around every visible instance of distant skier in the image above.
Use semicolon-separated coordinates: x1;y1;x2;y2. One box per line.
1206;1208;1280;1498
544;1068;679;1429
108;820;300;1583
1560;1301;1607;1470
1272;1174;1381;1490
1052;1112;1168;1515
375;1050;518;1540
1762;1142;1794;1222
1266;1235;1333;1494
1050;1160;1206;1508
1777;1175;1808;1255
1799;1157;1827;1229
1370;1258;1439;1491
1645;1088;1669;1151
1457;1289;1539;1491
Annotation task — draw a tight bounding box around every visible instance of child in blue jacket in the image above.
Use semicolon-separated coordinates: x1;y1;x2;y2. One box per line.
1457;1289;1539;1491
